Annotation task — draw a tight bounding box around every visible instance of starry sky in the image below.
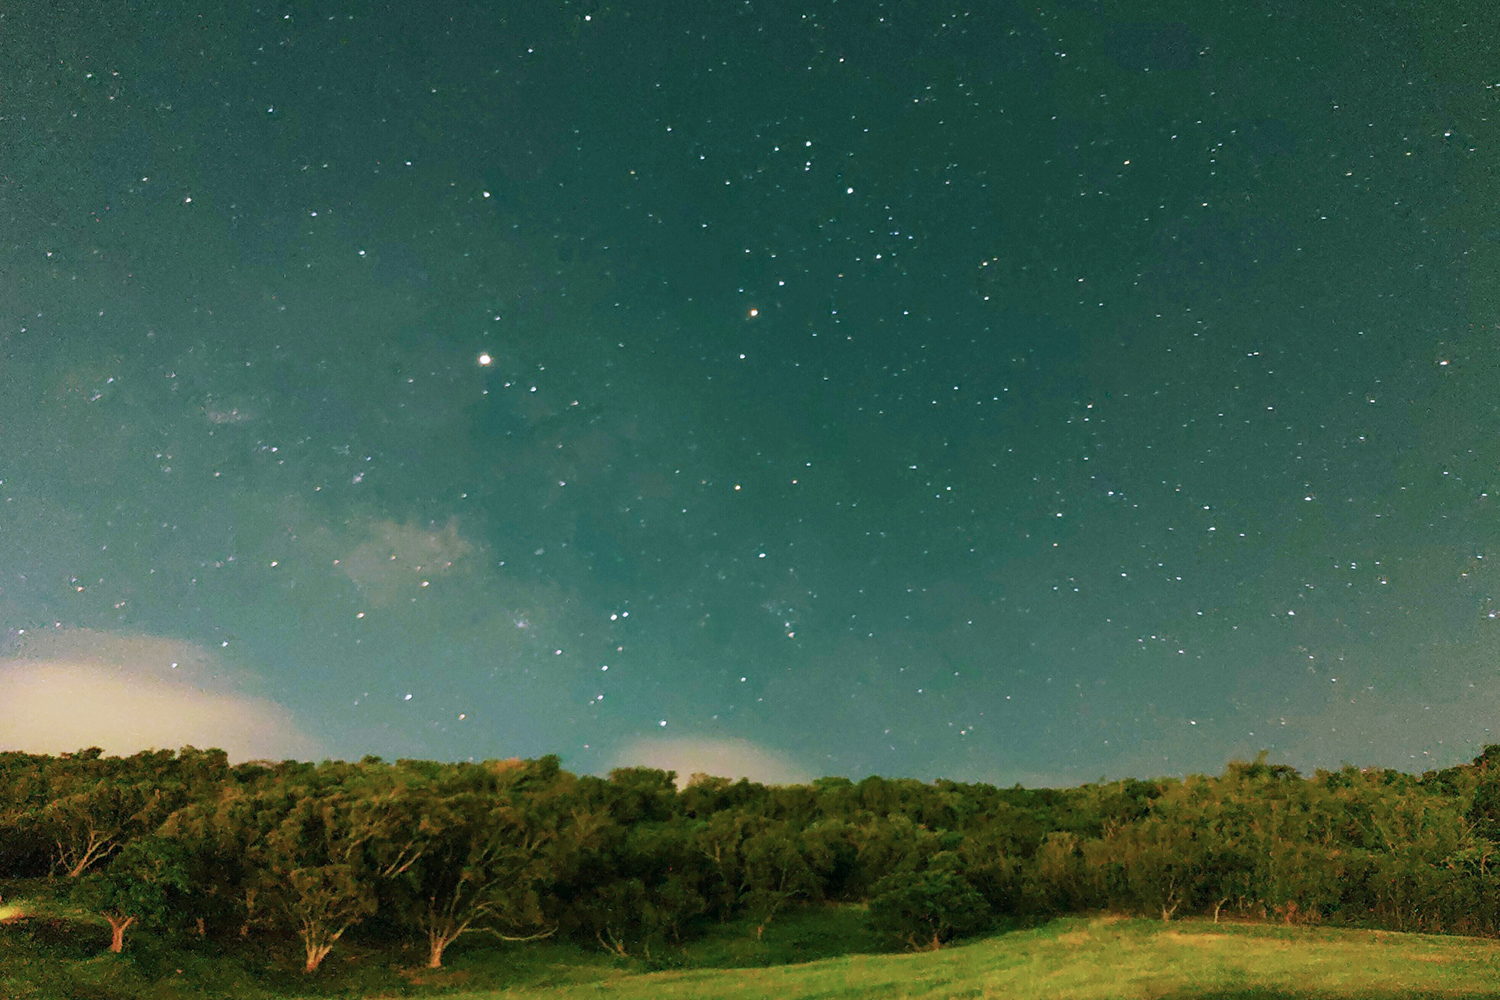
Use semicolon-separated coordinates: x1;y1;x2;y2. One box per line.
2;2;1498;785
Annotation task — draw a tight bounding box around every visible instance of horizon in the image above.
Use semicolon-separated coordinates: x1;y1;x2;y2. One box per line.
12;739;1485;793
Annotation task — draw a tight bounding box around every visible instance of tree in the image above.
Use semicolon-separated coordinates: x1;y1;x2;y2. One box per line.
866;852;991;950
282;863;377;972
1098;778;1222;921
261;763;407;973
72;836;190;953
37;747;226;877
1109;816;1205;920
695;813;821;937
845;815;942;901
1026;830;1091;912
158;777;278;943
39;749;160;877
955;826;1022;917
0;752;52;878
393;759;563;968
739;821;822;937
1468;764;1500;843
184;760;386;973
553;815;712;958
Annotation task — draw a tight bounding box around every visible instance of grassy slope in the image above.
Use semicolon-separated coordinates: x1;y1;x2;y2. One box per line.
443;917;1500;1000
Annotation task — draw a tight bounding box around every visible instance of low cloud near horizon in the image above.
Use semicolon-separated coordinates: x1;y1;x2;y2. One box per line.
612;737;814;787
0;628;320;761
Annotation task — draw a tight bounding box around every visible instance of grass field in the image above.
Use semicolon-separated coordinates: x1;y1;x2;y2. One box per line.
7;908;1500;999
451;916;1500;1000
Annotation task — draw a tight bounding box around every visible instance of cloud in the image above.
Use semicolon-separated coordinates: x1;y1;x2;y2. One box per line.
201;394;258;425
339;516;473;604
611;737;814;787
0;629;320;761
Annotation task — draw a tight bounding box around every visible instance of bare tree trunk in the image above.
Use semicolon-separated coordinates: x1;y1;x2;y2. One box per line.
596;928;629;957
106;914;135;953
427;929;459;969
304;940;335;973
302;923;345;973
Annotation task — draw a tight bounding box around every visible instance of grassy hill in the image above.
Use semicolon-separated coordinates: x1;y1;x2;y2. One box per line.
441;916;1500;1000
8;908;1500;999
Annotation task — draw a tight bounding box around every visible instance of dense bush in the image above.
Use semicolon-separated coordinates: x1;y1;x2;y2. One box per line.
866;852;992;948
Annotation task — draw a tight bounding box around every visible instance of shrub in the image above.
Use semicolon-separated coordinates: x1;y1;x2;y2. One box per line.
866;852;991;950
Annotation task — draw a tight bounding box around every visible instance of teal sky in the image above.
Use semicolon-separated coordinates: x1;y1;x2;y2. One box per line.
3;2;1499;785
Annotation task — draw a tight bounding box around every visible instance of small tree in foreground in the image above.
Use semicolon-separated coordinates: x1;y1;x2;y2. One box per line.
866;853;991;950
72;836;190;953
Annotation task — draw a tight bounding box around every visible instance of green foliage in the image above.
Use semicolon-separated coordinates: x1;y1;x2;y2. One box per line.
383;757;563;968
0;754;53;877
865;852;992;949
13;741;1500;992
1468;766;1500;843
70;836;191;952
280;863;377;972
27;747;226;878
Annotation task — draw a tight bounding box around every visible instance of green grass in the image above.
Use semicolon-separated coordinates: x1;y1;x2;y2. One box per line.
437;916;1500;1000
0;902;881;999
7;905;1500;999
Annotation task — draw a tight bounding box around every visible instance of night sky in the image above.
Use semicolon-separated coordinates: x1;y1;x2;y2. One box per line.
3;2;1498;786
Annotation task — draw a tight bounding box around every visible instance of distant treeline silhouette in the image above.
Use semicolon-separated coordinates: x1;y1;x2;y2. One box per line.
4;745;1500;971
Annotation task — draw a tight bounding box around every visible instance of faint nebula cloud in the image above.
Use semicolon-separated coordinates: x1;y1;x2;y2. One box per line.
201;394;258;425
0;628;320;761
612;737;814;787
339;516;473;605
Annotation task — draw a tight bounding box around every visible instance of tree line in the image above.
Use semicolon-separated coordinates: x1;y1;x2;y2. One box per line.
5;745;1500;971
